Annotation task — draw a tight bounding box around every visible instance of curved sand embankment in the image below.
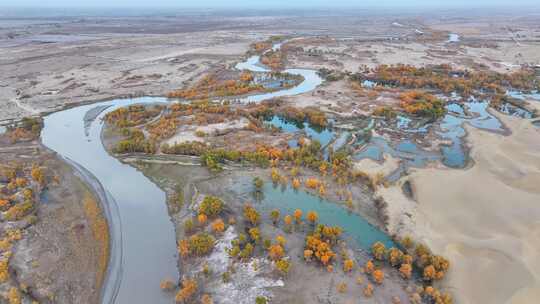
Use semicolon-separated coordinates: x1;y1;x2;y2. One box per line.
382;113;540;304
64;158;123;304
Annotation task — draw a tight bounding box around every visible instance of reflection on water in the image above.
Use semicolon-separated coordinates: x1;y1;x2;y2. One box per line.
355;100;507;171
507;90;540;102
235;43;323;103
38;41;334;304
42;97;177;304
264;115;334;148
355;137;440;169
234;180;395;250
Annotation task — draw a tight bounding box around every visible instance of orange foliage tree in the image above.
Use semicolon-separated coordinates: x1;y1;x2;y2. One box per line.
175;278;198;303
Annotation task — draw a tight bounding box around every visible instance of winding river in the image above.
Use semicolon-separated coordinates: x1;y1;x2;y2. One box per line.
39;39;537;302
41;44;324;303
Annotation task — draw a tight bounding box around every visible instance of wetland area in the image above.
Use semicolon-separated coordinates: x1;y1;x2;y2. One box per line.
1;5;540;304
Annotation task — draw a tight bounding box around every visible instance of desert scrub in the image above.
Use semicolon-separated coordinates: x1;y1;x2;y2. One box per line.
83;192;110;290
178;233;215;258
4;200;34;221
198;196;224;218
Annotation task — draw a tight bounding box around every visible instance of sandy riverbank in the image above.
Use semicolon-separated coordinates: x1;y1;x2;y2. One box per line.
380;113;540;303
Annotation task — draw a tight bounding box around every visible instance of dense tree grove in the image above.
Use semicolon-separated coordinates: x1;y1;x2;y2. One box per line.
398;91;446;119
356;64;539;96
167;74;266;100
178;233;215;258
361;237;453;303
113;128;156;154
175;278;198;303
105;105;162;128
5;117;43;143
261;50;285;70
198;196;224;218
304;223;342;266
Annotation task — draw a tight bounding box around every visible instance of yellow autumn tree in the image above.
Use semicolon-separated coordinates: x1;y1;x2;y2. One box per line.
372;269;384;284
363;284;374;297
269;244;285;261
175;278;197;303
399;263;412;279
364;260;375;274
304;249;313;261
306;211;318;225
293;209;303;224
275;259;290;275
197;213;208;225
276;235;286;247
211;218;225;234
343;259;355;272
292;178;301;189
371;242;386;261
243;204;260;226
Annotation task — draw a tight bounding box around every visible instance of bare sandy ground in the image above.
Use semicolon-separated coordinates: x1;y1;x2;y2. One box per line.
2;9;539;125
287;38;540;74
379;113;540;304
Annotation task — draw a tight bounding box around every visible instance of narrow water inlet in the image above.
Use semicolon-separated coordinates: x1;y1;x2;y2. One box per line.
233;180;396;250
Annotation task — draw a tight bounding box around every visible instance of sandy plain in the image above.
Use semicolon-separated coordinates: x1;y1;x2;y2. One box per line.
377;113;540;304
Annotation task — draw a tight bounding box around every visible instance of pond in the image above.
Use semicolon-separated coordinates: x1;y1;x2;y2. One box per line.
355;100;507;171
234;180;396;250
38;40;347;304
264;115;334;148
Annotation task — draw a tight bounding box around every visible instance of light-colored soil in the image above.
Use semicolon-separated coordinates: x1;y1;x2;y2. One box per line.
129;161;412;304
378;113;540;304
3;9;539;125
0;138;106;303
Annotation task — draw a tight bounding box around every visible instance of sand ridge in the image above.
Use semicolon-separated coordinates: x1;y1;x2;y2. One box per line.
381;114;540;304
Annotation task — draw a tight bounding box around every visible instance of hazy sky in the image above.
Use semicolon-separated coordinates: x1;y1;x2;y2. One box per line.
2;0;539;8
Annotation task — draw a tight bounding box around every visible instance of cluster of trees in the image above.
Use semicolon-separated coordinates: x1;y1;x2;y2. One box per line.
261;50;285;70
251;42;272;54
0;162;55;303
318;68;346;82
249;36;286;54
178;233;215;258
198;196;224;218
372;106;397;120
7;287;20;304
175;278;198;303
420;285;453;304
357;64;539;99
0;163;45;222
104;105;162;129
276;106;328;129
83;194;110;289
366;239;452;303
146;116;179;140
398;91;446;119
113;128;156;154
179;195;226;258
167;73;265;100
226;204;291;275
5;117;43;143
304;224;342;268
0;232;21;285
